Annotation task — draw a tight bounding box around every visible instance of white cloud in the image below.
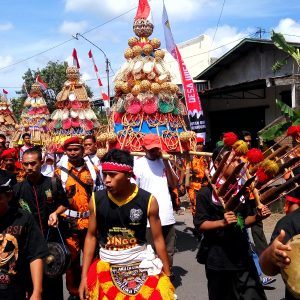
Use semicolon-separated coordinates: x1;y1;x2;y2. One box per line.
0;56;13;68
204;25;250;58
0;22;13;31
59;20;88;35
273;18;300;43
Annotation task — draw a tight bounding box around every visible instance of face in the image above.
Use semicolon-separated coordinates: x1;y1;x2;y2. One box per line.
144;147;161;160
103;171;130;195
65;145;84;163
22;153;42;177
0;192;12;215
244;135;252;148
84;138;97;155
3;158;15;170
196;142;204;152
24;136;31;145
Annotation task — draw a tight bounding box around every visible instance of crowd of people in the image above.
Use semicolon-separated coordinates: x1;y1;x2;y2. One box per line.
0;130;298;300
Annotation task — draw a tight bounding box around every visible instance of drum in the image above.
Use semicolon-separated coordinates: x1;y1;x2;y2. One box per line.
281;234;300;298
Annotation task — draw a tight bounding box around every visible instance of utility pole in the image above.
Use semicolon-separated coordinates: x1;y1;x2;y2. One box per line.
254;28;266;39
73;33;111;102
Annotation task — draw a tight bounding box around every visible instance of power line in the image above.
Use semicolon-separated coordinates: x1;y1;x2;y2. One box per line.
210;0;226;49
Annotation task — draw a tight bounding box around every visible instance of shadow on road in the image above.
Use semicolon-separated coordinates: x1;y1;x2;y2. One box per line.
175;228;198;253
172;265;188;288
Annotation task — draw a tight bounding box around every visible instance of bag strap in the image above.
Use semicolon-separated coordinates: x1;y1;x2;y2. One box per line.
51;177;58;199
46;226;69;254
59;166;92;193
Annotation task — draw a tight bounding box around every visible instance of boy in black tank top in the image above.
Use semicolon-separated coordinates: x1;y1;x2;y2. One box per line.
79;149;174;300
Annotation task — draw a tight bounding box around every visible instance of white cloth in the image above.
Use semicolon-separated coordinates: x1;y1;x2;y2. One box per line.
100;244;163;276
134;157;175;226
41;164;54;177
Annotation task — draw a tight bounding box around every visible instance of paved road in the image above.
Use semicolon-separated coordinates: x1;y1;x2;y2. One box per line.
63;210;286;300
173;211;286;300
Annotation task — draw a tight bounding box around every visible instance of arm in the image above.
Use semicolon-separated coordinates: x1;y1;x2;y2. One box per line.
259;230;291;276
163;159;178;189
244;205;271;227
79;198;98;300
199;211;237;232
48;205;67;227
148;196;171;276
29;258;43;300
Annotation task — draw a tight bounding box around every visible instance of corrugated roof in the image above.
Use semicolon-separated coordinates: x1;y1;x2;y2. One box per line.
195;38;300;80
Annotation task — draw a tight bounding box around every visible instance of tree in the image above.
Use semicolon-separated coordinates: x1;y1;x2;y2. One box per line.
15;61;93;114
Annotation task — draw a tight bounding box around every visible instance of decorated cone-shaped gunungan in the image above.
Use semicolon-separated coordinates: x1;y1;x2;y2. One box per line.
105;0;195;153
14;82;50;145
48;65;101;149
0;94;17;142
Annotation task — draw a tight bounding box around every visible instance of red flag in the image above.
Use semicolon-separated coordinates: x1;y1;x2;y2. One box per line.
135;0;152;22
36;75;48;90
97;78;103;87
2;89;8;95
102;92;109;101
88;49;93;58
72;48;80;69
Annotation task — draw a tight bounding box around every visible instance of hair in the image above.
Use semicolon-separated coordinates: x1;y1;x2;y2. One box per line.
0;141;6;149
241;130;251;138
212;145;231;162
22;133;31;139
101;149;133;168
84;135;96;143
23;147;42;161
0;134;6;140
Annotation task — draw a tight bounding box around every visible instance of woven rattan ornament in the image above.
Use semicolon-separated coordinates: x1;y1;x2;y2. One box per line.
128;37;138;47
124;96;142;115
97;148;108;158
131;84;141;96
142;95;158;114
161;82;171;93
151;83;161;94
140;80;151;92
132;45;143;57
106;132;118;143
150;38;161;49
147;72;156;80
124;48;134;60
143;44;153;56
128;131;145;151
66;66;80;81
133;19;154;38
154;50;165;59
114;81;123;92
179;131;196;142
121;82;131;94
97;133;108;143
162;130;179;151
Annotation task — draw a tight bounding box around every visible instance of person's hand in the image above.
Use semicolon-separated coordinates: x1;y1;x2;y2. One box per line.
79;278;90;300
29;292;42;300
270;230;292;269
223;211;237;226
257;205;271;219
48;212;58;227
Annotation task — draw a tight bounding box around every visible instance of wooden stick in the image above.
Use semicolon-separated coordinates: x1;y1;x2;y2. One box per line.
245;169;263;209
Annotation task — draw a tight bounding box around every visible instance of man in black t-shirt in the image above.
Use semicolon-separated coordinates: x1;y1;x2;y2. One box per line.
0;173;48;300
13;148;69;300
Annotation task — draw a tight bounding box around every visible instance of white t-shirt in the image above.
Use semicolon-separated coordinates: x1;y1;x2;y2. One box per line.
134;157;175;226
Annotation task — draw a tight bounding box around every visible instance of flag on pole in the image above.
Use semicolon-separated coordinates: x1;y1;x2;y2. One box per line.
162;1;206;140
135;0;152;23
2;89;8;95
102;91;110;108
72;48;80;69
36;74;48;90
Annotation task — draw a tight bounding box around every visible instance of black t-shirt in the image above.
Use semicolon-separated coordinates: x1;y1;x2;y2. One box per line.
0;170;17;187
95;186;151;250
270;208;300;300
194;186;254;271
13;176;69;237
0;207;48;300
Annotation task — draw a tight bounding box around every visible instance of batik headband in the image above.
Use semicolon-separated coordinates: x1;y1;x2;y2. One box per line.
102;162;133;173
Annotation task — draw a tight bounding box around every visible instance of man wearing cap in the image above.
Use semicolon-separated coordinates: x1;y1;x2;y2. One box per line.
134;133;178;267
0;172;48;300
54;136;100;299
14;147;69;300
1;148;25;183
187;137;208;216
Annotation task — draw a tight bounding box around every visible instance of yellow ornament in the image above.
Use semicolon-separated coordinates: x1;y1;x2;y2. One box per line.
124;48;134;59
128;37;138;47
161;82;170;92
143;44;153;56
122;82;130;94
131;85;141;96
140;80;151;92
150;38;161;49
151;83;161;94
154;49;165;59
132;45;143;57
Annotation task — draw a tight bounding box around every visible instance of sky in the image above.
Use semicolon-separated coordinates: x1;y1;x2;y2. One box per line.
1;0;300;98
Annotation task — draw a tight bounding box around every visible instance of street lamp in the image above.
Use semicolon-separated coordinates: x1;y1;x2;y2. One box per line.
73;33;111;101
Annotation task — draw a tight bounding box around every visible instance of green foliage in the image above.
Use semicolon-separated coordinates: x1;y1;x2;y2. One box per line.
17;61;93;113
271;30;300;72
10;98;25;122
259;99;300;141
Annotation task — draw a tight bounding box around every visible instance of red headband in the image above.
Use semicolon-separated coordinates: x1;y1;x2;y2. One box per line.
102;162;133;173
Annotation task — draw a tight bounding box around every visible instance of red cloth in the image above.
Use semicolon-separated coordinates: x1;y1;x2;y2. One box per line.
1;148;17;159
196;137;204;144
143;134;161;150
